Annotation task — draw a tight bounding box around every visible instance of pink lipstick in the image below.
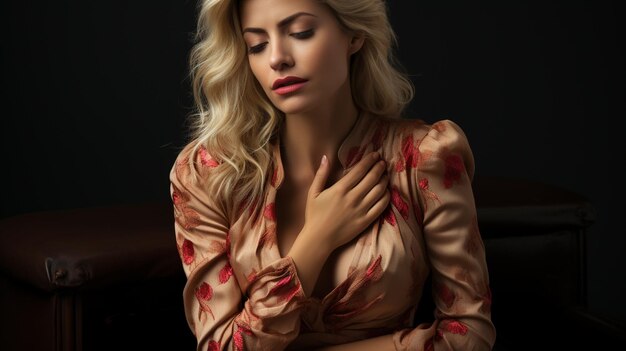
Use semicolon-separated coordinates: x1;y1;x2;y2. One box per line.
272;76;308;95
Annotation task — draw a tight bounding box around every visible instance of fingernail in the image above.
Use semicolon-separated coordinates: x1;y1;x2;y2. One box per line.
321;155;327;166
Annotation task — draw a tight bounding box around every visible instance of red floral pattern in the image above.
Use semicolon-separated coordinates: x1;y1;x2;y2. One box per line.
170;117;494;351
195;282;215;321
383;205;397;226
233;321;254;351
324;255;384;329
207;340;220;351
268;274;302;303
172;185;201;230
441;320;469;335
436;282;456;309
346;146;365;169
198;145;220;168
182;239;195;265
390;186;409;220
416;177;440;213
443;154;465;188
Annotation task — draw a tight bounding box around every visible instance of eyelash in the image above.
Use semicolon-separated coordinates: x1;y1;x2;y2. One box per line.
248;29;315;55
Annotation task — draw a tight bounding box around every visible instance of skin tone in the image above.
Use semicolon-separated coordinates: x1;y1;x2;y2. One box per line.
240;0;396;350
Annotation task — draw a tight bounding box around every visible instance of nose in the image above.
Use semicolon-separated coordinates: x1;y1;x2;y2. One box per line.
269;40;294;71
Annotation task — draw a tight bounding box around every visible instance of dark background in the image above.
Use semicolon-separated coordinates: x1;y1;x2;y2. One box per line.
2;0;624;327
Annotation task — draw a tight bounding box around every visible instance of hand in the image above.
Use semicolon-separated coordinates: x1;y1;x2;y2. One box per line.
304;151;390;252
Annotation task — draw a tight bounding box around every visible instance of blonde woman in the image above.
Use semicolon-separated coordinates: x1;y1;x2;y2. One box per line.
170;0;496;350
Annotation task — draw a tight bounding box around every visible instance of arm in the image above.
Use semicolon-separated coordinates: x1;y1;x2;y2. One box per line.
393;120;496;350
171;145;307;351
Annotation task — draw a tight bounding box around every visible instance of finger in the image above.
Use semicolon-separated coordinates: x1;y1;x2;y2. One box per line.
308;155;330;198
351;159;387;199
338;151;380;190
365;189;391;221
360;173;389;209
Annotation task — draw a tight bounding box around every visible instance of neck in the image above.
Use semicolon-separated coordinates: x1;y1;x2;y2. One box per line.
279;83;358;184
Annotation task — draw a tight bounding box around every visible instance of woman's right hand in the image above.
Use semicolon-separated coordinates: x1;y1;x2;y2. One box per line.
304;151;390;253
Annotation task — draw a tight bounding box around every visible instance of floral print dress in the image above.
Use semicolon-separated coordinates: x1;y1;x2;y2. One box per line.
170;113;496;351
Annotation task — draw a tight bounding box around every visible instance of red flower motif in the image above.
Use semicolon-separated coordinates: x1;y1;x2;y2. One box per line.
195;282;215;320
441;320;468;335
246;270;257;283
419;178;429;190
365;255;383;283
219;262;234;284
401;134;414;161
425;339;434;351
233;322;254;351
258;224;276;250
174;156;191;185
416;177;440;213
196;282;213;300
269;274;302;302
172;187;186;206
182;239;195;265
383;206;397;226
436;282;456;308
390;187;409;220
207;340;220;351
394;156;406;173
198;145;219;168
432;121;447;133
263;203;276;221
443;154;464;188
396;133;427;173
208;240;227;255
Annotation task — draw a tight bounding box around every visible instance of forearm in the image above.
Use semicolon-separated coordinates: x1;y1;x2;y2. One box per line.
287;226;332;297
314;334;395;351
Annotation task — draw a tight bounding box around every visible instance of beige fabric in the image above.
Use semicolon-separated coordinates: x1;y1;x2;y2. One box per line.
170;113;496;351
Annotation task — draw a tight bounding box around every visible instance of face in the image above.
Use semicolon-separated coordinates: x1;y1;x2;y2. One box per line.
239;0;363;114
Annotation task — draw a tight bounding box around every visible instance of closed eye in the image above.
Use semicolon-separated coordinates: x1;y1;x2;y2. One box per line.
291;29;314;39
248;42;267;55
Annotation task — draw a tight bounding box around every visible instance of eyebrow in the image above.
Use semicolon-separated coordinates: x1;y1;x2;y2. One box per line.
242;12;317;34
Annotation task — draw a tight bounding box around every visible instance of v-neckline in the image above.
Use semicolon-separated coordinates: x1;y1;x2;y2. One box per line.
267;152;368;304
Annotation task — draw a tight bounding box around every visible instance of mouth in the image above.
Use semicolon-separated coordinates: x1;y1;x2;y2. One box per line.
272;76;308;90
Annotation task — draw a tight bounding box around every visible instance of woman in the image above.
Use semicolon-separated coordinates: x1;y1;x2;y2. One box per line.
170;0;496;350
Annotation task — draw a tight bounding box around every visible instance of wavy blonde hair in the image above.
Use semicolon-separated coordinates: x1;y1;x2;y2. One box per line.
186;0;414;206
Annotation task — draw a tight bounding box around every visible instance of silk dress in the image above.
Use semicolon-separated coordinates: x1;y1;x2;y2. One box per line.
169;113;496;350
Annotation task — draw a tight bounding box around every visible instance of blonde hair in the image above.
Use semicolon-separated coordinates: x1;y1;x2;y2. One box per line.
186;0;414;207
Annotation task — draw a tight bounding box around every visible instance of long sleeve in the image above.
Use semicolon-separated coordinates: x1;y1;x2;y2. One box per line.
393;120;496;350
170;144;307;351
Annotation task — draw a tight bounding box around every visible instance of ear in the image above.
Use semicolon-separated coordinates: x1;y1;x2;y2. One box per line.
348;34;365;56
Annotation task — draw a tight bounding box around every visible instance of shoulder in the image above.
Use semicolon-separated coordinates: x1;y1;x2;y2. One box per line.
382;118;475;180
170;141;222;186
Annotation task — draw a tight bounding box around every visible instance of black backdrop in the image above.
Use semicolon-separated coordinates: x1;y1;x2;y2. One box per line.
2;0;624;325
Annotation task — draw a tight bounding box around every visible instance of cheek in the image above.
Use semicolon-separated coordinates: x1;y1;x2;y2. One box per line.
248;59;271;93
312;43;350;83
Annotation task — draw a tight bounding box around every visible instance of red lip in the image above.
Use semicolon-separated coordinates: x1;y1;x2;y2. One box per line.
272;76;308;90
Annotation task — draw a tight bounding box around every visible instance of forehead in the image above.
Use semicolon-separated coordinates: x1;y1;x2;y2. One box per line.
239;0;325;28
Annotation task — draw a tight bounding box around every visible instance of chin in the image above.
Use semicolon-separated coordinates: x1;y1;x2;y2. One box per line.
272;97;317;115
